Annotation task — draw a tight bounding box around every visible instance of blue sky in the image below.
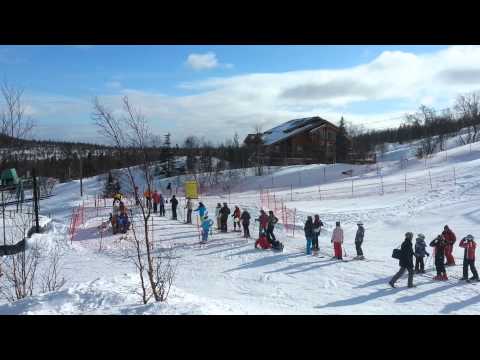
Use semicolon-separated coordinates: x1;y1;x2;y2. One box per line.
1;45;479;145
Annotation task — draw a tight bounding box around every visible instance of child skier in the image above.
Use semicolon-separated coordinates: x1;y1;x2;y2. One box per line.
459;234;479;282
331;221;344;260
215;203;222;230
200;215;214;244
266;210;279;243
240;210;251;238
255;229;272;250
414;233;429;274
232;206;241;232
430;235;448;280
312;215;323;254
304;216;314;255
354;221;365;260
194;202;207;222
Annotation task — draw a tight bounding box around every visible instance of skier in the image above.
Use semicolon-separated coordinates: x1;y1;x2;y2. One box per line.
185;198;193;224
414;233;429;274
200;215;214;244
143;190;151;211
354;221;365;260
215;203;222;230
331;221;344;260
159;193;165;217
266;210;279;243
166;182;172;196
459;234;479;282
240;209;251;238
312;214;323;253
255;210;269;238
304;216;314;255
232;206;241;232
389;232;415;288
219;203;230;232
430;234;448;280
152;190;160;214
442;225;456;266
194;202;207;222
112;192;122;206
170;195;179;220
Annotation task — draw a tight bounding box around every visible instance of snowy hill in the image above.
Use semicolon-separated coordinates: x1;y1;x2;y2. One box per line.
1;136;480;314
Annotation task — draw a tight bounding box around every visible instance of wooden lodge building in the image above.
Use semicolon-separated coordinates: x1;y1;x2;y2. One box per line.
244;116;374;166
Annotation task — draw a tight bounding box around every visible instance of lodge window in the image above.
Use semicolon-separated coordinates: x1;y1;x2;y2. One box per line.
297;145;303;152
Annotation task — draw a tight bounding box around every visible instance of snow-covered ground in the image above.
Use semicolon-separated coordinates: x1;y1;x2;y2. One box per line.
2;137;480;314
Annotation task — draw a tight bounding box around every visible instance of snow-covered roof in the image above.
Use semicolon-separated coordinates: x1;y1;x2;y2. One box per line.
261;117;334;146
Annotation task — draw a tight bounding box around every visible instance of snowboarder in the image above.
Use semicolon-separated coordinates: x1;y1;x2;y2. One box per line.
170;195;179;220
185;198;193;224
414;233;429;274
266;210;279;243
200;215;214;244
331;221;344;260
430;234;448;280
159;193;165;217
312;215;323;253
354;221;365;260
152;190;160;214
442;225;456;266
304;216;314;255
219;203;230;232
240;209;251;238
389;232;415;288
215;203;222;230
459;234;479;282
255;210;269;238
232;206;241;232
194;202;207;222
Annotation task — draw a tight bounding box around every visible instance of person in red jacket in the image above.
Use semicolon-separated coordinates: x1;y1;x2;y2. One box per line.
442;225;456;266
255;210;269;239
459;234;479;282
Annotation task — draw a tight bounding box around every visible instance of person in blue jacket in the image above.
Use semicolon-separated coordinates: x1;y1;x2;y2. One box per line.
194;202;207;222
201;215;214;243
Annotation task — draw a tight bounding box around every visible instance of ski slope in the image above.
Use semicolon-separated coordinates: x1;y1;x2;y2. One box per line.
1;138;480;314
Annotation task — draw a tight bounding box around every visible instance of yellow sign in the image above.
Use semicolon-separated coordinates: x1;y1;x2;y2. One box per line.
184;181;199;199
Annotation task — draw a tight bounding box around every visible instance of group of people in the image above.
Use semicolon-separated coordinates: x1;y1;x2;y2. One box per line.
110;193;131;234
142;190;166;217
389;225;478;288
303;219;365;260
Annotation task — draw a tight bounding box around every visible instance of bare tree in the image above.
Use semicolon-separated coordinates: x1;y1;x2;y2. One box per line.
0;81;35;143
92;96;176;304
454;92;480;143
41;240;67;293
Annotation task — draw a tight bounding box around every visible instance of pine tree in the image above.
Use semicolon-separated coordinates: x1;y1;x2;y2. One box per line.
336;116;350;162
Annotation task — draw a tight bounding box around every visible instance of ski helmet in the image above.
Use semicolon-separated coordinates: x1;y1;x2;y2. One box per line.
417;233;425;240
466;234;474;241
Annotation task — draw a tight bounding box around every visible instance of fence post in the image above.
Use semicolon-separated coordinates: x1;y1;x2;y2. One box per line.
453;167;456;186
319;185;322;200
429;170;432;190
323;167;326;182
290;184;293;201
351;179;354;197
404;173;407;192
292;208;296;238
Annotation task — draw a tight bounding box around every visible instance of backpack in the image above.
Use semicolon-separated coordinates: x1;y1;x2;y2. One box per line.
392;248;402;260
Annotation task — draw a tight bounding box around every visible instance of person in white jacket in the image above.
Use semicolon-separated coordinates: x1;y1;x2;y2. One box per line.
331;221;344;260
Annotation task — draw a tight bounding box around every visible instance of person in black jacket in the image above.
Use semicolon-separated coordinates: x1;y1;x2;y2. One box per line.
430;235;448;280
170;195;178;220
304;216;314;255
389;232;415;288
240;210;251;238
219;203;230;232
266;211;278;244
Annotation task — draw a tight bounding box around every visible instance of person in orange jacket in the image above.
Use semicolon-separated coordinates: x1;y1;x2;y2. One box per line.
459;234;479;282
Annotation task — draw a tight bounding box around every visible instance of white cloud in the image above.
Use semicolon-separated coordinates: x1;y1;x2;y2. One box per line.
185;52;232;70
26;46;480;144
